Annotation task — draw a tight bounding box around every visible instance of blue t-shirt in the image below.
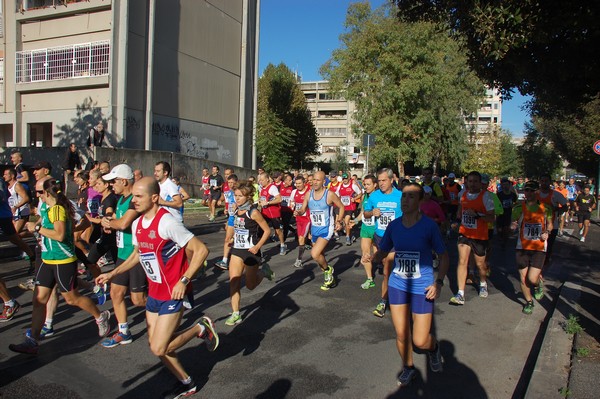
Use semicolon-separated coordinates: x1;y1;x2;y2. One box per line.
379;215;446;295
364;188;403;237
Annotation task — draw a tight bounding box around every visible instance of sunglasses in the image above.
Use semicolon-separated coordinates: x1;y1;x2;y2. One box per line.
36;190;44;194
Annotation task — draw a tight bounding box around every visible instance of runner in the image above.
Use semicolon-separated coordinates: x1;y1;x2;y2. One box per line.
368;183;449;387
154;161;183;222
511;181;553;314
9;179;110;355
214;174;239;271
225;181;274;326
363;168;403;316
258;172;287;255
95;177;219;399
99;164;147;348
290;176;311;268
496;177;518;249
355;174;378;289
537;174;567;267
555;181;568;236
279;173;296;242
449;171;495;305
3;168;31;236
208;166;224;222
574;185;597;243
565;178;579;223
297;171;345;291
421;167;443;203
336;173;362;245
201;168;211;207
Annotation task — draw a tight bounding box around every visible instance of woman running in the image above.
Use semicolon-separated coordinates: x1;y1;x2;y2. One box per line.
226;181;274;326
356;174;378;289
9;179;110;355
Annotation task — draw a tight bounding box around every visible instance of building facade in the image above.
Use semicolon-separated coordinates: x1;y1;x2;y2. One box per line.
0;0;259;169
299;81;364;175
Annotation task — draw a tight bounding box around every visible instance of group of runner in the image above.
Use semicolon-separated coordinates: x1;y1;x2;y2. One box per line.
1;157;597;394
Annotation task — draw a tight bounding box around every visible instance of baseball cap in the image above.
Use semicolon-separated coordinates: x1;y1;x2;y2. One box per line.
33;161;52;171
342;173;349;179
103;164;134;180
448;173;456;179
423;185;433;194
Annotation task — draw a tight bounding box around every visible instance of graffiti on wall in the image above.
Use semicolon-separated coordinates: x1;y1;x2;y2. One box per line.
152;122;232;160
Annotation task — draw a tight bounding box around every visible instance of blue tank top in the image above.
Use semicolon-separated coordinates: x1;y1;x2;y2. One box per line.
308;189;333;236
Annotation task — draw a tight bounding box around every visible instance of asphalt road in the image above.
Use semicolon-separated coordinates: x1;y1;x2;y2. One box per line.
0;214;593;399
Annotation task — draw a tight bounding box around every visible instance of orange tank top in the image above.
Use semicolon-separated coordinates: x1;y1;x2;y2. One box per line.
459;191;488;240
518;202;547;252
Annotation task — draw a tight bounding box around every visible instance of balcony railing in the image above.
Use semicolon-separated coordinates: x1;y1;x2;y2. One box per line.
17;1;90;12
16;41;110;84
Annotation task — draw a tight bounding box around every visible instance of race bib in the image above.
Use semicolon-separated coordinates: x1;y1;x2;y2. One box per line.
377;211;395;230
295;203;303;211
341;196;351;206
88;199;100;215
311;210;326;227
524;223;542;240
517;193;525;201
363;215;375;227
210;179;217;187
281;196;290;207
234;228;251;249
462;213;477;229
260;196;267;203
116;231;124;248
502;199;513;208
8;197;16;207
140;252;162;283
393;251;421;279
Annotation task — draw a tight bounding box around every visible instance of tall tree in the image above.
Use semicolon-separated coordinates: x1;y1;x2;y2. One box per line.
463;129;522;177
256;63;319;171
320;2;484;176
518;122;563;179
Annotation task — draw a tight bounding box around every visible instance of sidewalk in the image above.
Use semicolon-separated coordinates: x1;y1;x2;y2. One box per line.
526;218;600;398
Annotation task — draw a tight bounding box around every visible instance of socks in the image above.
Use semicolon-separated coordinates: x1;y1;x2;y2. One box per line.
221;257;228;264
44;318;53;329
118;323;129;335
458;290;464;297
298;246;305;260
180;376;192;385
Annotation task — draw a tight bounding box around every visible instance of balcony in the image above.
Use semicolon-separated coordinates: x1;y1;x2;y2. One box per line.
16;40;110;84
17;0;90;12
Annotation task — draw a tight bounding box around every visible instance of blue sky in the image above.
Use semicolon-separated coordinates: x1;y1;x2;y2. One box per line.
258;0;531;137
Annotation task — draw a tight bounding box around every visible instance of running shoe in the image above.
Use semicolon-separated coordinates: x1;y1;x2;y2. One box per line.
428;344;444;372
304;244;312;250
93;284;108;305
397;367;416;387
557;230;564;237
534;279;544;300
225;312;242;326
352;236;357;243
96;310;111;337
346;237;352;246
101;331;133;348
214;260;229;270
580;237;585;242
261;263;274;281
320;266;336;291
361;279;375;290
199;316;219;352
293;259;303;268
333;232;339;241
479;285;488;298
97;254;110;268
26;326;54;339
0;301;20;322
161;380;197;399
208;215;215;222
18;278;35;291
449;293;465;305
279;244;287;256
522;301;534;315
9;337;39;355
373;301;386;317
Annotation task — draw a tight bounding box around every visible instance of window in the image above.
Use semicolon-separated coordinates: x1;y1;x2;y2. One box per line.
317;110;346;118
318;92;344;101
304;93;316;100
318;128;347;137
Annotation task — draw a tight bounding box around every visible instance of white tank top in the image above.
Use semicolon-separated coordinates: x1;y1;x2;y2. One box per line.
8;182;30;217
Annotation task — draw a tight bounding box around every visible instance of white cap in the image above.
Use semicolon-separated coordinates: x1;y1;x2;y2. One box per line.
448;173;456;179
103;164;134;180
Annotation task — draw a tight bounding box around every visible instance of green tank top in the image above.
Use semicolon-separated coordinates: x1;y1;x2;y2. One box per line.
116;194;135;260
41;203;76;264
360;193;376;234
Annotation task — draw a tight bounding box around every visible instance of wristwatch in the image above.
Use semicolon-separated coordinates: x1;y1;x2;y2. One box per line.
435;278;444;286
35;225;41;232
180;276;190;285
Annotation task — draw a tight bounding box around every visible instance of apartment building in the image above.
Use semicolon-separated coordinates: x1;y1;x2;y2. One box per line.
299;80;364;174
0;0;259;168
300;81;502;173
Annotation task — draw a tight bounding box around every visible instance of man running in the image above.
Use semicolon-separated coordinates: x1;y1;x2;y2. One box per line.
450;171;495;305
336;173;362;245
297;171;344;290
258;172;287;255
154;161;183;222
363;168;403;317
574;185;597;243
290;176;311;268
96;177;219;399
208;166;224;222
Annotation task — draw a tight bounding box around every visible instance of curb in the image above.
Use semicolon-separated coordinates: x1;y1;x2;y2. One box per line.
525;280;580;398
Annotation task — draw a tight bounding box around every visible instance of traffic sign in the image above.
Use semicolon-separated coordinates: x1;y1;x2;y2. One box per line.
594;139;600;155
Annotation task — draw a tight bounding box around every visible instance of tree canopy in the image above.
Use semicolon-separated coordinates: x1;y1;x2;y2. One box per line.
256;63;319;171
321;2;484;176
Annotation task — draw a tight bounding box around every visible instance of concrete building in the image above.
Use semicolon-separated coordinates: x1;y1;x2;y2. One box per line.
466;86;503;144
0;0;259;169
299;80;364;175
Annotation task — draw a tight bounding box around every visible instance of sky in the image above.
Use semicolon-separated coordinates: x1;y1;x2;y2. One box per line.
258;0;531;138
